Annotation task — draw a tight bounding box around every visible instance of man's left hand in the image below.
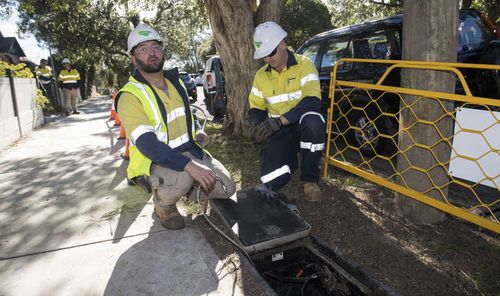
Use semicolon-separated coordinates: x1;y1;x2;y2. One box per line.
253;117;281;142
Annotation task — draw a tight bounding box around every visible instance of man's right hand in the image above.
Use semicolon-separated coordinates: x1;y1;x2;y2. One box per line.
184;160;216;193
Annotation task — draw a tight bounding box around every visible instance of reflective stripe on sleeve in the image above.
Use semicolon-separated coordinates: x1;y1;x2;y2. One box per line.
130;125;156;145
62;80;78;83
251;87;264;98
300;142;325;152
266;90;302;105
300;74;319;87
261;165;291;184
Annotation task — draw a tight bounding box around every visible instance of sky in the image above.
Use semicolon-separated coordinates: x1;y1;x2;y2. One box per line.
0;12;50;63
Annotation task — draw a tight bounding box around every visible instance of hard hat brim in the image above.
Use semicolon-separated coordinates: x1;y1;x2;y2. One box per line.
253;32;287;60
254;50;270;60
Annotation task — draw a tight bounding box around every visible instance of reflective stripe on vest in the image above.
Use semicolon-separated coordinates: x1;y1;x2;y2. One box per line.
127;81;162;142
59;69;80;83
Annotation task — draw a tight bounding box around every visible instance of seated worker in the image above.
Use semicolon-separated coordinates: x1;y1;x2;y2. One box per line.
245;22;326;202
35;59;55;104
35;59;53;84
116;24;236;230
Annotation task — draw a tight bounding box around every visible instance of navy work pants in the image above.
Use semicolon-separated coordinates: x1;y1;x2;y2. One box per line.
260;112;326;191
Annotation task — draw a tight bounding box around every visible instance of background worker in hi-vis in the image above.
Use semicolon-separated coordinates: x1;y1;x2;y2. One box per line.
58;58;80;115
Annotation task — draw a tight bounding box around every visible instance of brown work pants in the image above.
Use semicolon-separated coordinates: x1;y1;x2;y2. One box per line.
148;152;236;207
62;88;79;113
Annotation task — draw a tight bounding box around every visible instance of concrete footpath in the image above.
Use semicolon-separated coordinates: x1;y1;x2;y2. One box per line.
0;96;243;296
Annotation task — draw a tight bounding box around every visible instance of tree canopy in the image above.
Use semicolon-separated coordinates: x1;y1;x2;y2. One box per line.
2;0;208;90
324;0;401;28
323;0;498;28
281;0;334;50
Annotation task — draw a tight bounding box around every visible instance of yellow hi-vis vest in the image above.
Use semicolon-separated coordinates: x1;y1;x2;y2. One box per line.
117;76;197;179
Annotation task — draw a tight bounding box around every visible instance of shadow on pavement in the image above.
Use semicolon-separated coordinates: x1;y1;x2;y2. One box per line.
103;218;238;296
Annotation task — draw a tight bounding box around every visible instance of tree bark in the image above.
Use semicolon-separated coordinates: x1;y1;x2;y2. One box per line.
255;0;284;24
396;0;458;224
205;0;283;136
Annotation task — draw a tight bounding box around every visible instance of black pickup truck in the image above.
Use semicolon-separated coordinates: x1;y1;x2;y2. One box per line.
296;9;499;155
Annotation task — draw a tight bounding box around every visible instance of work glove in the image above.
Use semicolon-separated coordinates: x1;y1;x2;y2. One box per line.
253;117;282;143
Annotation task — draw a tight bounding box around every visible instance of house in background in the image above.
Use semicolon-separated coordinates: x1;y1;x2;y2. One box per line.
0;30;26;64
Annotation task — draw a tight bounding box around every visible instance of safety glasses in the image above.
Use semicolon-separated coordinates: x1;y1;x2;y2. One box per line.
265;46;278;58
135;43;164;55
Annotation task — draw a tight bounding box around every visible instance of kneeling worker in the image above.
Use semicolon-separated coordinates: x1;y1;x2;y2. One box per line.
246;22;326;202
116;24;236;230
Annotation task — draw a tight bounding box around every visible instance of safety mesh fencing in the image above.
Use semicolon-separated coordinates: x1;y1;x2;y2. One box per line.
323;58;500;233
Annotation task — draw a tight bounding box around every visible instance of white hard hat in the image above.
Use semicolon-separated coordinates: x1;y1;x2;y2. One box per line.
62;58;71;64
253;21;287;59
127;23;163;54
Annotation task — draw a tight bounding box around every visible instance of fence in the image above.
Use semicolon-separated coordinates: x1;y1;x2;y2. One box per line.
0;77;44;151
323;58;499;233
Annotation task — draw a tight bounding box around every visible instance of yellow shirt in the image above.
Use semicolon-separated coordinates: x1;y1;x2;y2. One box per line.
249;52;321;118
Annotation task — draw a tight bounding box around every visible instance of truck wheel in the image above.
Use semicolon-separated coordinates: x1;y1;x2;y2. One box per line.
213;93;227;120
348;104;389;156
214;107;225;119
204;91;215;116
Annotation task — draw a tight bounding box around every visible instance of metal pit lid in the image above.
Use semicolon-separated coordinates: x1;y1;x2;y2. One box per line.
210;190;311;254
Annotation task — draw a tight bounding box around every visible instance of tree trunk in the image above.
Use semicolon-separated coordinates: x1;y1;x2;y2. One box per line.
205;0;283;136
396;0;458;224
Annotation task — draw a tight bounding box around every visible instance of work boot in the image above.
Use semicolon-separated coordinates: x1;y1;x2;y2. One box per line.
72;111;80;114
303;182;321;202
154;205;185;230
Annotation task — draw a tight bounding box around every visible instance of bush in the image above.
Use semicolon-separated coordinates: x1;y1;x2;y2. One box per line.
35;89;49;109
0;61;34;78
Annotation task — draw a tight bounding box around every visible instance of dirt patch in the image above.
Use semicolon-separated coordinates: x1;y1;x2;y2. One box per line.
190;130;500;296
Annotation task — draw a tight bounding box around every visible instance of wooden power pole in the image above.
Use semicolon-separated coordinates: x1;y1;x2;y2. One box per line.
396;0;459;224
